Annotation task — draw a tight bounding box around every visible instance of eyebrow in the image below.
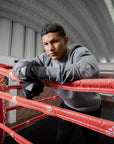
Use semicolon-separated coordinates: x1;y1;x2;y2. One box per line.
43;37;60;43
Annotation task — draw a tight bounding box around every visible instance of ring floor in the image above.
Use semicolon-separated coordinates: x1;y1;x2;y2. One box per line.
4;101;114;144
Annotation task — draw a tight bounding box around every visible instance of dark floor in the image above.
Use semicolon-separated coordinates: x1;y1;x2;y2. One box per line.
4;101;114;144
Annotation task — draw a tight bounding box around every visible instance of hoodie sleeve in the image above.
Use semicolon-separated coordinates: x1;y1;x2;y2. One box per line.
13;47;100;84
45;47;100;84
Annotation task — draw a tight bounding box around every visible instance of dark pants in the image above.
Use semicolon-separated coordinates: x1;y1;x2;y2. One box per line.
56;102;101;144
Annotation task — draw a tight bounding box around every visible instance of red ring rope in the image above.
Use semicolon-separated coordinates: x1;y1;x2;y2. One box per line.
0;91;114;137
1;67;114;94
0;122;33;144
0;64;114;144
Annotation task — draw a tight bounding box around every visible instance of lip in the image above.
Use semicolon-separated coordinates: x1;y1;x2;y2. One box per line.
49;53;56;56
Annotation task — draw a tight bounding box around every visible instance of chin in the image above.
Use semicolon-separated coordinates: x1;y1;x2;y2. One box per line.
51;57;57;60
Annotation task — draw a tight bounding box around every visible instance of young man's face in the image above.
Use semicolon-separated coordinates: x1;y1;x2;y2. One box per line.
42;32;68;60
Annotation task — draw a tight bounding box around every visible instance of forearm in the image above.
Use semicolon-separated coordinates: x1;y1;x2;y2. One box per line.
30;56;100;84
13;47;99;84
45;62;99;84
46;64;80;84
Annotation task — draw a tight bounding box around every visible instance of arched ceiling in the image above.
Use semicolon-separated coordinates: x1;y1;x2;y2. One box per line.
0;0;114;63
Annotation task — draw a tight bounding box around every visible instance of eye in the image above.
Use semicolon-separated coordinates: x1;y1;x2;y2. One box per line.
51;40;58;44
44;43;48;46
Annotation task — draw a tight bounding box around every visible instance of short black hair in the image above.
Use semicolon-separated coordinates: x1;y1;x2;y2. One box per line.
41;23;66;37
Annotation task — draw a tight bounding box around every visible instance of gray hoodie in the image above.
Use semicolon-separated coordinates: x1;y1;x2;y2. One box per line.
34;43;101;112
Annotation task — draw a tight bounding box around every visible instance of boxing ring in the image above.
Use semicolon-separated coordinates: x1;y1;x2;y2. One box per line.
0;63;114;144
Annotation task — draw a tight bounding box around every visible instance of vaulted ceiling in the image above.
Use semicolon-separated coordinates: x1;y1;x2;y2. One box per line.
0;0;114;63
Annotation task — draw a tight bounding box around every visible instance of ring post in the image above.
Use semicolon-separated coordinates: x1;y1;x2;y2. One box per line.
0;74;6;144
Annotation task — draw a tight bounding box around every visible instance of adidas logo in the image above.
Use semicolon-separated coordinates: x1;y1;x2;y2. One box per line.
25;83;34;91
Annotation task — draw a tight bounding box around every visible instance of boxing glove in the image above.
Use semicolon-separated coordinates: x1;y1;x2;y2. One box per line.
22;80;44;99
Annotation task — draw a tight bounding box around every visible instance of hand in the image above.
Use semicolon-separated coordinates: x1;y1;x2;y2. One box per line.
13;61;39;81
22;80;44;99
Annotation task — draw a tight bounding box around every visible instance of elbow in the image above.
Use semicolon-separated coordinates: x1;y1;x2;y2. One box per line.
79;63;100;79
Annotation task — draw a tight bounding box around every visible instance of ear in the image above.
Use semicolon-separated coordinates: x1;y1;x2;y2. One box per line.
64;36;68;46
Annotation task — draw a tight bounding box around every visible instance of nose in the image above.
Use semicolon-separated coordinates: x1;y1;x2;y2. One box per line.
48;43;54;51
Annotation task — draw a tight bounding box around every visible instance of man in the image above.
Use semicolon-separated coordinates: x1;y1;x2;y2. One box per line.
13;23;101;144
